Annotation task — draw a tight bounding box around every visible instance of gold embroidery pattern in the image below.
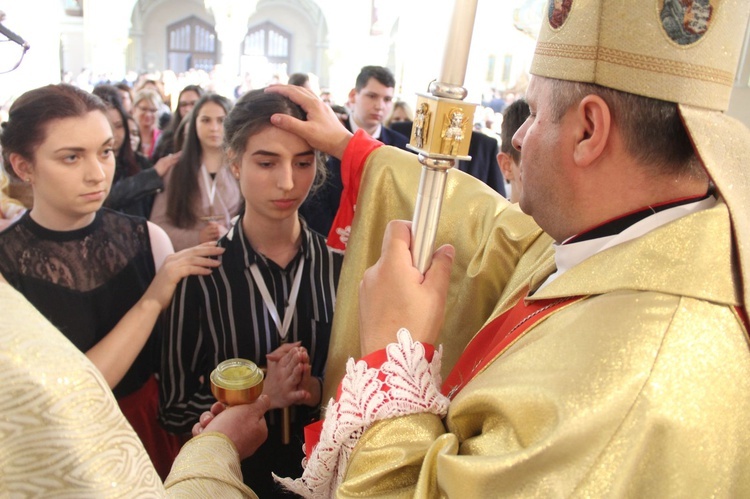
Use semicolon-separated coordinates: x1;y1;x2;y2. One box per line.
535;42;734;86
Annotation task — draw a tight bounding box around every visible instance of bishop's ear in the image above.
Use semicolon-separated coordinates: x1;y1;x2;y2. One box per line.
573;94;611;168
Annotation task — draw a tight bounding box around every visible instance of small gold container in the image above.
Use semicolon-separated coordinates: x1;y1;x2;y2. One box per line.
210;358;264;406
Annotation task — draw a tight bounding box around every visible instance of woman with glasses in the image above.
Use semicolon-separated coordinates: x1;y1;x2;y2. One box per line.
152;84;204;164
133;88;164;159
150;93;242;251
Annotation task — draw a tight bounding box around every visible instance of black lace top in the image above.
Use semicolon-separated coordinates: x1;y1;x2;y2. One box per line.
0;209;159;398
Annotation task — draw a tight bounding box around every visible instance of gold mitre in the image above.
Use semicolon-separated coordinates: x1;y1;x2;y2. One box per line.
530;0;750;315
531;0;746;110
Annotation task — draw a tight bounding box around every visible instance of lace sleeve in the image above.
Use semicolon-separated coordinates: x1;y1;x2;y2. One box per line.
275;329;450;498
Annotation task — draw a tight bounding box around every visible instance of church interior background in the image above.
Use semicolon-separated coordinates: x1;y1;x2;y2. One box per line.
1;0;749;127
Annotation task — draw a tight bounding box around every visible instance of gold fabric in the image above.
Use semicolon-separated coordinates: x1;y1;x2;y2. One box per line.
679;104;750;328
0;282;255;498
530;0;748;112
332;153;750;497
528;0;750;316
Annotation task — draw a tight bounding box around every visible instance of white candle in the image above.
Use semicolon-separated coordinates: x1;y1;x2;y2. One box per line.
439;0;479;86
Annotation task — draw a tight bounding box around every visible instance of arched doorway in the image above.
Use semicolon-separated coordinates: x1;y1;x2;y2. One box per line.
166;15;218;72
240;21;292;81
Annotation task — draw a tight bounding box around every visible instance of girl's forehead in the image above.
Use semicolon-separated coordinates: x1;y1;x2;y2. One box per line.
197;101;227;116
39;112;112;148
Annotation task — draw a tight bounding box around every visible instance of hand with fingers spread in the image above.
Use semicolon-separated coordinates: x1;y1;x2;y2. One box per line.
359;220;455;356
142;241;225;310
265;84;353;160
263;342;316;409
192;396;271;460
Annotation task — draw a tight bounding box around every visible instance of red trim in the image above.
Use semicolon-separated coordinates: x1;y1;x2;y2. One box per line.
442;295;581;398
327;130;383;250
736;306;749;333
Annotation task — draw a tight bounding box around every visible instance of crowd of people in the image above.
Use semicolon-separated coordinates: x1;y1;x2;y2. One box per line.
1;0;749;496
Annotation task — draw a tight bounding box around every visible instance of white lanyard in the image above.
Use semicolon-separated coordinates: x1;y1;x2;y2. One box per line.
200;164;218;206
249;259;305;341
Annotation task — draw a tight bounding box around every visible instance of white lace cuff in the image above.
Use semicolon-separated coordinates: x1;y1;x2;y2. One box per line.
275;329;449;498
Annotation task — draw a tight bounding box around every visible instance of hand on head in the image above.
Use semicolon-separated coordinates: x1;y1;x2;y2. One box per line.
263;342;314;409
143;241;224;309
265;84;353;160
192;396;270;460
358;220;454;356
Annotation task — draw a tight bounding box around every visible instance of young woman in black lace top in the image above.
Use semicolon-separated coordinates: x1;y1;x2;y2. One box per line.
0;83;225;480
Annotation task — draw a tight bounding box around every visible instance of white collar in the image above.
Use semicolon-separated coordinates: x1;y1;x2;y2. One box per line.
536;196;717;293
349;117;381;140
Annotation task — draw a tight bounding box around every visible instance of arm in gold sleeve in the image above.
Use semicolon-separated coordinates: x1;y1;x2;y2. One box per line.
323;146;550;403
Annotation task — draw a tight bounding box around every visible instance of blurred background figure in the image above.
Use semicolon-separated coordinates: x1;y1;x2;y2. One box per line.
152;84;204;163
0;167;26;231
385;100;413;129
150;93;242;250
319;89;333;105
288;72;312;89
132;88;165;160
497;98;530;203
93;84;180;218
114;82;134;114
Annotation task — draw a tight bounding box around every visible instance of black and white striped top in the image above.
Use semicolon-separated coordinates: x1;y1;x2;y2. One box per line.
158;217;343;434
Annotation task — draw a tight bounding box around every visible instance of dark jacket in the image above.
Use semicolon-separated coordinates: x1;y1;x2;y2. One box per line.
105;154;164;219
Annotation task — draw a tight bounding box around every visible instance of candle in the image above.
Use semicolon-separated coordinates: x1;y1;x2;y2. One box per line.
439;0;480;86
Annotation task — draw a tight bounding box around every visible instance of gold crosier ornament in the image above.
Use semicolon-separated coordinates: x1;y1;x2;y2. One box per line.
407;0;479;273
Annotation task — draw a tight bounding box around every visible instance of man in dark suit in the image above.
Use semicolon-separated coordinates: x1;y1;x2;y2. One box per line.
300;66;409;237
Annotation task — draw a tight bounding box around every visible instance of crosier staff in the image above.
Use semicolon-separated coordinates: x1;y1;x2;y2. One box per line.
408;0;479;273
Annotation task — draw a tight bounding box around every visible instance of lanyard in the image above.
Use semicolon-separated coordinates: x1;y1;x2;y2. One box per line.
249;258;305;341
200;164;218;206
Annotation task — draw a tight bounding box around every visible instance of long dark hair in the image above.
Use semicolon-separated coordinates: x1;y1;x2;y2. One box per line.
223;89;327;193
168;85;204;136
1;84;106;179
165;93;233;228
93;84;140;177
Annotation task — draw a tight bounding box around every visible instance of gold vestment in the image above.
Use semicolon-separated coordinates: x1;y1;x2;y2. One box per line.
0;282;256;498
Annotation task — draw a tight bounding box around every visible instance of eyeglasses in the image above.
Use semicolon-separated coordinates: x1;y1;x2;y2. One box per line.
136;106;158;114
178;100;198;109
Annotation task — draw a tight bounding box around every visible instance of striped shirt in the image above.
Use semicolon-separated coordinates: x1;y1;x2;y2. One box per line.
159;217;343;434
